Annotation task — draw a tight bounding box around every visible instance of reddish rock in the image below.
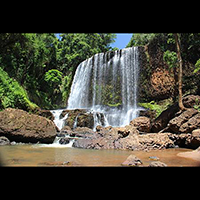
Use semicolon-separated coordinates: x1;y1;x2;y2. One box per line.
61;109;94;129
149;161;167;167
168;108;199;133
130;116;151;133
0;108;57;143
150;68;175;100
73;126;175;151
182;95;200;108
121;155;143;166
151;103;179;133
152;95;200;133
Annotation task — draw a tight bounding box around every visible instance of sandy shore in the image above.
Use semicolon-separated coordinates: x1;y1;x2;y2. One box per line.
177;147;200;162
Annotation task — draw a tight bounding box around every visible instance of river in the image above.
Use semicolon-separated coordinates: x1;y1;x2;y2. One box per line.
1;144;199;167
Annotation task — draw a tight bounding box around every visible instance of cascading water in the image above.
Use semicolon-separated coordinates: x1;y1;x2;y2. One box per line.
67;47;140;128
51;109;68;131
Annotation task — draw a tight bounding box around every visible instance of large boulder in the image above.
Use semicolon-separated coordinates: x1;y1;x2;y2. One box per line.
151;103;179;133
168;108;199;133
33;108;55;121
0;108;57;143
130;116;151;133
168;109;200;134
152;95;200;133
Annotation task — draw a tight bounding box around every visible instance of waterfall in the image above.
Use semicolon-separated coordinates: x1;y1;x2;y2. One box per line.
50;109;68;131
67;47;140;127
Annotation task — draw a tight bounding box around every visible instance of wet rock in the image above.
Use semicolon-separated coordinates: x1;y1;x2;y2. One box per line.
149;161;167;167
72;127;95;138
62;109;94;129
60;126;73;136
59;138;70;145
0;108;57;143
121;155;143;166
56;133;66;137
0;136;10;145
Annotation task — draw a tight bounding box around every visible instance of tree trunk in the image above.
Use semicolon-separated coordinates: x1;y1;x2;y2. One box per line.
174;33;185;111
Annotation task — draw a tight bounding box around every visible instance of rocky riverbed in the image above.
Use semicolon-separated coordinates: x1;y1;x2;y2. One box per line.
0;95;200;156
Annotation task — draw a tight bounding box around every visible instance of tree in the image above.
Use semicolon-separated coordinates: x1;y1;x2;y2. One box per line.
44;69;63;95
174;33;185;111
0;33;116;109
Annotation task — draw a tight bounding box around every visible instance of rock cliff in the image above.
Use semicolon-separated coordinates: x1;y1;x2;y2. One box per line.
138;40;200;102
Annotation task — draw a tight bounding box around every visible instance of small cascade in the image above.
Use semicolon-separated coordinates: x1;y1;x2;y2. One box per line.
50;109;68;131
92;111;109;131
50;109;74;147
73;113;80;129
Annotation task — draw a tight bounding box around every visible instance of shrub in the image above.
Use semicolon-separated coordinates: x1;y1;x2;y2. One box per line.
0;67;37;111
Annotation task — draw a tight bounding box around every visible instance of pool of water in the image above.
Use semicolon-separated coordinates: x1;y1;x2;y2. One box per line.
0;144;200;167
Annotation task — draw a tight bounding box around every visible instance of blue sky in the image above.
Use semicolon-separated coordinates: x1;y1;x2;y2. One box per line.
111;33;133;49
55;33;133;50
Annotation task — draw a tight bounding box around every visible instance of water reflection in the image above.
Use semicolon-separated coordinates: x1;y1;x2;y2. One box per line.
0;144;200;167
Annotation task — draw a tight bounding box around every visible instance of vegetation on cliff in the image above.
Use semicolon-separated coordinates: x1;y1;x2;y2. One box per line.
0;33;200;114
127;33;200;115
0;33;116;110
0;67;37;111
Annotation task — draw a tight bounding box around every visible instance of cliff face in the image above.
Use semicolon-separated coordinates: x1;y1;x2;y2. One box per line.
138;42;200;103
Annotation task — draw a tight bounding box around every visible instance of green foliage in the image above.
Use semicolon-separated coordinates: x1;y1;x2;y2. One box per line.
193;58;200;73
0;33;116;109
138;101;162;117
193;98;200;111
138;99;172;118
126;33;156;47
163;50;178;69
60;75;72;103
0;67;37;111
57;33;116;74
44;69;63;87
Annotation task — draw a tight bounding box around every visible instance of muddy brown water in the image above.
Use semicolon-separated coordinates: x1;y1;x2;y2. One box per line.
0;144;200;167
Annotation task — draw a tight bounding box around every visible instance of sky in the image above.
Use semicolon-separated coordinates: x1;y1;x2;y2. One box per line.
55;33;133;50
111;33;133;49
